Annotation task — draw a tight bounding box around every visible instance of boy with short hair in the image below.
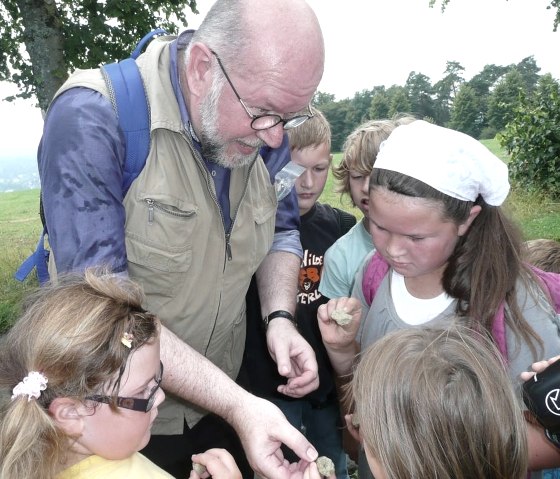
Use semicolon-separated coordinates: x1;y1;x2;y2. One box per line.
240;107;355;479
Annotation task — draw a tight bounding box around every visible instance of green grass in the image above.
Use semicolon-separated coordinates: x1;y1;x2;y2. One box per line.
1;142;559;332
0;189;41;333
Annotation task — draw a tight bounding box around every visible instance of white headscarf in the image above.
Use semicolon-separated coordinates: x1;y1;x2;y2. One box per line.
374;120;510;206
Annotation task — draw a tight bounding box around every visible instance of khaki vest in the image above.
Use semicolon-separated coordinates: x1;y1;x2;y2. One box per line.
52;37;277;432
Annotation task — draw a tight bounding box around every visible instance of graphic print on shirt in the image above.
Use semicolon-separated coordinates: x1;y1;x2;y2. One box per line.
298;249;324;305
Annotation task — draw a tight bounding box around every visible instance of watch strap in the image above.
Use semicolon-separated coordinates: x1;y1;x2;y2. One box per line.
262;310;296;330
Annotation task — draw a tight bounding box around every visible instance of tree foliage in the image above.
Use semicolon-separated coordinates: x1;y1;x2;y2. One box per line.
0;0;198;110
429;0;560;31
501;74;560;198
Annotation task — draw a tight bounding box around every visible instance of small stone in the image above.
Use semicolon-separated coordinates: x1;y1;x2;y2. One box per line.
192;462;207;475
316;456;335;477
331;308;353;326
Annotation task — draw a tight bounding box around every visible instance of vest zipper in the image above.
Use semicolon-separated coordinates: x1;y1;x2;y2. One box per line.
145;198;195;224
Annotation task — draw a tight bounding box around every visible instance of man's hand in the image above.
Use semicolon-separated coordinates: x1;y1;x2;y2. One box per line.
229;394;319;479
266;317;319;397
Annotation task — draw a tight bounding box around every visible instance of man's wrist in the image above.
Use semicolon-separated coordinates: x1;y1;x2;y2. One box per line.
262;310;297;331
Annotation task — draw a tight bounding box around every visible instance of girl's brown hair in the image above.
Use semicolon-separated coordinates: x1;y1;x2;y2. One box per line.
353;327;528;479
0;269;158;479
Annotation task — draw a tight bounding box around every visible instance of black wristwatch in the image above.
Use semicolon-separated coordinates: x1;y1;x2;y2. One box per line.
262;310;297;331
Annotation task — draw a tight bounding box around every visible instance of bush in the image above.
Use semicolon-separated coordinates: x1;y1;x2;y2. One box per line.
479;126;498;140
500;75;560;198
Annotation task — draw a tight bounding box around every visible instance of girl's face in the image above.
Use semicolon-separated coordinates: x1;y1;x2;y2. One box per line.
292;142;331;216
368;187;472;284
81;336;164;460
348;169;370;218
364;446;387;479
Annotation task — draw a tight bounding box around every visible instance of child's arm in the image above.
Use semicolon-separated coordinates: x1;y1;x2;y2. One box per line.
317;297;362;376
189;449;242;479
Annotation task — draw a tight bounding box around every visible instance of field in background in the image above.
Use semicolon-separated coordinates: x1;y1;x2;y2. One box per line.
1;138;559;331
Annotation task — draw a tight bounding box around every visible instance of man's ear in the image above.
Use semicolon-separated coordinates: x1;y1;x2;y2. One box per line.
185;42;214;99
49;397;86;436
458;205;482;236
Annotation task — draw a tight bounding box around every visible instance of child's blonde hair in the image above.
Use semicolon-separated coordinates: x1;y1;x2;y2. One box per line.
333;115;416;197
353;327;528;479
286;106;331;152
0;269;158;479
524;238;560;273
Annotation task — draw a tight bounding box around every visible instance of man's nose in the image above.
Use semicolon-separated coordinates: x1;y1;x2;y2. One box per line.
256;123;285;149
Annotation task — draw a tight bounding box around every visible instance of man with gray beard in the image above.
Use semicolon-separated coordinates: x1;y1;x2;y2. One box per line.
37;0;325;478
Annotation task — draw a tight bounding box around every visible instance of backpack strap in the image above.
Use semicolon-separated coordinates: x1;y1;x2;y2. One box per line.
490;266;560;362
101;28;168;196
529;265;560;313
361;251;390;306
15;29;167;284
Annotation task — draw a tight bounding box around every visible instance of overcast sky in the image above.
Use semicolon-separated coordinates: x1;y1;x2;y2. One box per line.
1;0;558;159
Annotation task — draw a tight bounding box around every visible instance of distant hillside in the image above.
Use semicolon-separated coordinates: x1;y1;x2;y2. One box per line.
0;155;40;192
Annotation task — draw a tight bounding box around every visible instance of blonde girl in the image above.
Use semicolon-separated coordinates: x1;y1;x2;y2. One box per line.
0;269;169;479
352;327;528;479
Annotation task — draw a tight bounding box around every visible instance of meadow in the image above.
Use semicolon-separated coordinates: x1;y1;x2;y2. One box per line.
1;138;559;332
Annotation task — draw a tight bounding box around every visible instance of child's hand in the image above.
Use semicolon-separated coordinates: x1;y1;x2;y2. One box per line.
520;355;560;381
189;449;242;479
317;297;361;351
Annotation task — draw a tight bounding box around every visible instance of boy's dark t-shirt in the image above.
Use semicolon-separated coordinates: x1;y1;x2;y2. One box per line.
240;202;356;405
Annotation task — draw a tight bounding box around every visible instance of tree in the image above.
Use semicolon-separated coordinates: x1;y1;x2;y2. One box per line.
448;84;483;138
429;0;560;31
501;74;560;197
388;86;411;118
313;91;336;108
405;72;435;120
432;61;465;125
369;86;390;120
515;56;541;95
487;69;525;132
346;89;374;126
0;0;197;110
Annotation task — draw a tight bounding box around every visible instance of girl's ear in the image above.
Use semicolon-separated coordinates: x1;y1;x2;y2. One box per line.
458;205;482;236
49;397;86;436
185;42;214;99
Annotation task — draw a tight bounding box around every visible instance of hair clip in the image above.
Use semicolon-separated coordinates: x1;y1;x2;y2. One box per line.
121;332;134;348
11;371;48;402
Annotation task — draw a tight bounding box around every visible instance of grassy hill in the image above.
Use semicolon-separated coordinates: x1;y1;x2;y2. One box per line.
1;139;559;332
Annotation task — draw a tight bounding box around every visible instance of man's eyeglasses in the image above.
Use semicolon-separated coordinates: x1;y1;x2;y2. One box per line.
86;361;163;413
210;50;314;131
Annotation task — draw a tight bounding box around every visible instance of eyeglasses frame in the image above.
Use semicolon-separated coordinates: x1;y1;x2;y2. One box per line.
210;50;314;131
86;361;164;413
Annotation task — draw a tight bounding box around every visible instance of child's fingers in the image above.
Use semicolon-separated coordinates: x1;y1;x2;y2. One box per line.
191;449;242;479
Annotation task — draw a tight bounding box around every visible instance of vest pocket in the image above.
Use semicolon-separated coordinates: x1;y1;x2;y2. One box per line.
125;196;197;297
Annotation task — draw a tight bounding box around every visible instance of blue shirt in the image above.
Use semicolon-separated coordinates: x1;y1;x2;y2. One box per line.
38;31;301;274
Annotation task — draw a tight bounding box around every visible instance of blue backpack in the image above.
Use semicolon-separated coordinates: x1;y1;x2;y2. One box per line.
15;29;168;285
